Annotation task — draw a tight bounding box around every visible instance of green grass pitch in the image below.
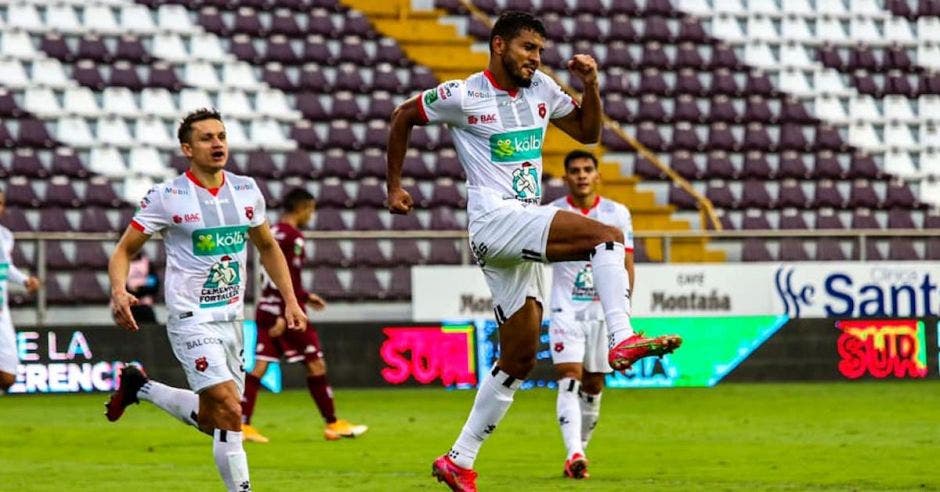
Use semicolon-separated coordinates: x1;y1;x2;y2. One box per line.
1;382;937;491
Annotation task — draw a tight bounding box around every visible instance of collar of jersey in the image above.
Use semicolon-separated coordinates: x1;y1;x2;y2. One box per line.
483;69;519;98
567;195;600;215
185;169;225;197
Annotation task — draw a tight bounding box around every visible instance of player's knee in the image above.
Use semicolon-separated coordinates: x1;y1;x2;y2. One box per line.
581;380;603;395
307;359;326;376
596;225;623;246
0;372;14;390
503;353;536;378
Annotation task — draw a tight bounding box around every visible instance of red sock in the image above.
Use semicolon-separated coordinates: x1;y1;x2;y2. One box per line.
306;375;337;424
241;374;261;425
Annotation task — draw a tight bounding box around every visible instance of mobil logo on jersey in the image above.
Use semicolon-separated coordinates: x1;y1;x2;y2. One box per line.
191;225;250;256
774;263;940;318
490;128;543;163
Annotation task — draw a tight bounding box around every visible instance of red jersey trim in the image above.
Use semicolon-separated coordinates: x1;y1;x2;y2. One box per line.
416;91;429;123
625;247;635;253
566;195;601;215
129;220;145;232
483;69;519;98
185;169;224;197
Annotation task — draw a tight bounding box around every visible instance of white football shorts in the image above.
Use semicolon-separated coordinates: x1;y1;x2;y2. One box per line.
167;318;245;394
549;312;612;373
0;315;17;375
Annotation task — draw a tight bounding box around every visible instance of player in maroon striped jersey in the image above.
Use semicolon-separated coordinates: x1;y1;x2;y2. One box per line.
240;188;367;442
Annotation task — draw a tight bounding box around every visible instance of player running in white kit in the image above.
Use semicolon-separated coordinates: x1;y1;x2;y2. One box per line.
105;108;307;492
548;150;636;480
385;12;681;491
0;190;41;393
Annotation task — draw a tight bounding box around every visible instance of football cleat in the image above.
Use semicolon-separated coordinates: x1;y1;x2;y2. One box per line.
324;419;368;440
564;453;589;479
432;455;477;492
608;333;682;371
104;364;148;422
242;424;270;444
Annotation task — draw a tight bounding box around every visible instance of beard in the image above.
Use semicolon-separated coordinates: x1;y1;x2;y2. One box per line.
501;55;533;88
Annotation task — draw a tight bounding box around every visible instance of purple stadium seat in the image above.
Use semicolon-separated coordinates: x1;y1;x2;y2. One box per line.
409;127;433;151
779;238;810;261
742;238;772;261
741;210;772;230
325;121;359;150
17;119;56;148
671;122;702;150
778;209;808;230
703;150;736;179
706;123;738;152
707;95;739;123
233;8;264;36
296;93;329;121
668;151;699;179
372;67;403;94
634;155;664;179
776;151;807;179
352;240;389;267
884;44;913;72
170;155;189;174
403;183;428;208
635;95;666;122
0;207;30;231
674;69;705;96
636;122;667;151
709;43;742;70
77;35;111;62
429;239;461;264
845;151;881;180
927;238;940;260
320;151;355;179
375;39;409;67
642;16;672;43
198;7;228;35
778;123;809;151
607;15;639;42
297;65;331;92
331;93;363;121
41;33;74;62
337;39;371;66
79;207;113;232
817;43;844;70
313;208;346;230
847;180;880;209
358;149;386;179
46;241;73;270
887;208;917;229
781;97;817;124
291;120;323;150
601;128;631;151
677;16;709;43
815;209;845;229
669;94;699;122
888;238;920;260
316;181;351;208
306;11;336;37
853;239;884;261
739;180;775;209
0;122;13;148
542;17;569;44
429;180;465;208
668;184;698;210
705;181;735;209
815;238;847;261
115;35;149;63
709;68;740;96
852;71;881;96
11;149;47;178
74;242;110;269
602;70;635;95
847;44;879;72
264;36;299;65
302;36;333;64
883;181;920;209
353;208;386;230
740;152;773;179
110;61;144;91
339;13;374;38
604;95;633;122
45;179;82;208
639;42;671;70
0;89;24;118
148;62;184;91
271;9;303;36
887;0;914;17
281;150;316;178
811;151;843;180
246;150;281;179
602;42;635;70
385;266;412;300
574;15;603;42
391;213;423;231
355;181;386;208
637;68;670;96
743;123;774;152
742;96;774;123
429;207;460;230
403;154;435;180
674;43;705;70
73;60;106;90
776;180;807;209
924;211;940;229
311;239;348;267
390;239;424;265
919;71;940;95
311;266;346;301
745;70;777;97
884;72;915;97
347;267;383;301
437;150;465;180
85;177;123;207
39;208;72;232
812;180;845;209
6;179;40;208
69;271;110;304
608;0;640;15
919;0;940;16
851;209;881;229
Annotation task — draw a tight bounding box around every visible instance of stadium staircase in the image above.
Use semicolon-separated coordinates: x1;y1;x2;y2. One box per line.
344;0;726;262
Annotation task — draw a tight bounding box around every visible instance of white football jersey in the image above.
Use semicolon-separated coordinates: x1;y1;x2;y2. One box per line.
548;196;635;318
419;70;577;219
131;170;266;323
0;225;28;319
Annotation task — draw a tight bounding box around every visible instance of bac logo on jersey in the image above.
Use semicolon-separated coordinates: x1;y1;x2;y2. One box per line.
195;356;208;372
245;206;254;220
172;213;201;224
538;103;547;119
467;114;497;125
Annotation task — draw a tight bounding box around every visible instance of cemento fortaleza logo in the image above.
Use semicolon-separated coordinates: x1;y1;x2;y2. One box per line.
192;226;249;256
490;128;543;163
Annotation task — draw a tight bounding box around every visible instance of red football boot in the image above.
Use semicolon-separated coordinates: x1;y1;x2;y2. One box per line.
608;333;682;371
564;453;589;479
432;455;478;492
104;364;149;422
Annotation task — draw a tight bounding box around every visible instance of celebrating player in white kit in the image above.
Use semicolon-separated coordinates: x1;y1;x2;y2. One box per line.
105;108;307;492
386;11;681;491
548;150;635;480
0;190;41;394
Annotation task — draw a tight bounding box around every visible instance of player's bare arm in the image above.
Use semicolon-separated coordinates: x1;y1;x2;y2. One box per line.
108;226;150;332
386;95;424;215
551;54;602;144
249;223;308;331
307;292;327;311
269;316;287;338
23;276;40;293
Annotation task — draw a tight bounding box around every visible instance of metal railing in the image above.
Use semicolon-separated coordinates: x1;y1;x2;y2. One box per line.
11;228;938;325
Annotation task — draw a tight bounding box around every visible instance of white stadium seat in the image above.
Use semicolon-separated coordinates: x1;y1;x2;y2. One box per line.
781;0;813;16
778;68;812;96
88;147;127;178
218;89;254;119
190;33;229;62
255;88;300;120
885;122;918;150
184;61;221;89
713;0;745;15
816;0;849;17
157;5;196;34
83;5;121;35
135;117;175;149
120;4;157;34
56;117;95;148
152;33;189;63
814;95;849;124
140;88;180;119
919;151;940;176
917;44;940;70
179;88;215;113
96;117;134;147
711;15;746;43
747;0;781;16
919;123;940;150
0;59;29;88
814;70;851;95
919;96;940;123
223;119;251;150
7;3;43;31
63;87;101;117
46;4;83;34
745;15;778;41
884;149;919;177
780;42;813;69
1;30;39;59
250;119;296;151
885;17;916;45
849;95;882;122
102;87;140;118
781;16;813;43
222;61;261;90
128;147;171;178
883;96;916;122
816;16;848;43
849;0;885;17
848;121;882;150
24;87;61;117
919;18;940;44
122;176;155;204
30;58;70;89
744;42;776;66
850;17;881;45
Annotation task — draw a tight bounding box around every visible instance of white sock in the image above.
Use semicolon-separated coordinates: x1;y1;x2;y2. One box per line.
448;365;521;469
213;429;251;492
579;391;602;450
138;381;200;428
556;378;584;459
590;242;635;348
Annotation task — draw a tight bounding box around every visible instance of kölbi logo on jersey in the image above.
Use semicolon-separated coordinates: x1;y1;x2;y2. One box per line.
192;225;249;256
490;128;543;163
774;265;940;318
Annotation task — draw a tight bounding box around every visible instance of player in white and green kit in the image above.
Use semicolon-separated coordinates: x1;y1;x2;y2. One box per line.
386;12;681;491
0;190;41;393
106;109;307;492
548;150;636;480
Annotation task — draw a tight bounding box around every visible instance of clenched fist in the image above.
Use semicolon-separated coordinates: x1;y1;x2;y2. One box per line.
567;54;598;87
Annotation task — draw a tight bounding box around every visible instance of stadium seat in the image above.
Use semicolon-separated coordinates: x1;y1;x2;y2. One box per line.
347;267;384;301
311;266;347;301
45;177;81;208
741;238;773;261
11;148;47;178
352;208;386;230
779;238;810;261
351;240;390;267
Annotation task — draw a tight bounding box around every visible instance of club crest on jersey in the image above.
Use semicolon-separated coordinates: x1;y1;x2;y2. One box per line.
554;342;565;353
195;356;208;372
245;206;254;220
538;102;547;118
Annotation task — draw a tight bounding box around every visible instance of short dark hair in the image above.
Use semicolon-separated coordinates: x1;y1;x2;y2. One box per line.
563;149;598;171
283;187;315;212
177;108;223;144
489;11;546;52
